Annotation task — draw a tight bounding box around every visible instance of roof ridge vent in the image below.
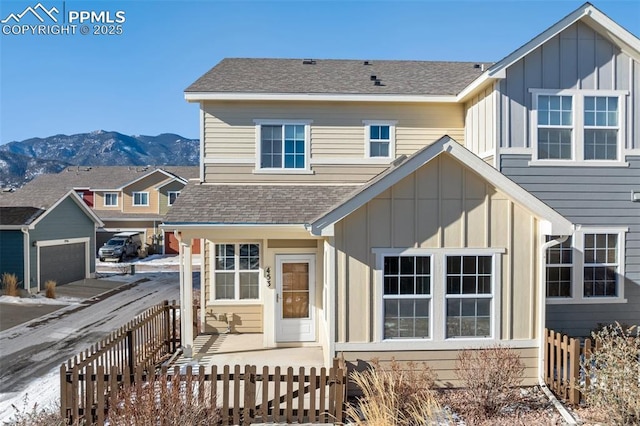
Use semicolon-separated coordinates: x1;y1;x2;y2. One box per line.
302;59;316;65
370;75;377;81
373;79;384;86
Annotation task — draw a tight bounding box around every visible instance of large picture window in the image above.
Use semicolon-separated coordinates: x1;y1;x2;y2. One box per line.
214;243;260;300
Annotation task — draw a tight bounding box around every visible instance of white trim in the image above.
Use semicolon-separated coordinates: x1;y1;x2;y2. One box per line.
186;92;458;103
275;253;316;342
132;191;150;207
35;237;91;292
29;191;103;229
309;157;392;166
254;120;313;173
200;104;205;182
103;192;119;207
545;227;628;305
335;339;538;352
362;120;397;160
154;177;188;190
117;168;177;190
499;147;532;155
167;191;180;206
212;242;262;302
252;169;315;175
204;157;255;164
372;247;506;256
528;160;630;167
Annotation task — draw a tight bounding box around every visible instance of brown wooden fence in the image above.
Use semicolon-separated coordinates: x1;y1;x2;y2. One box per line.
543;328;600;404
61;360;346;425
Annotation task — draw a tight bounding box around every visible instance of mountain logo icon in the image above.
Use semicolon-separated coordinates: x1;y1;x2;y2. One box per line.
1;3;59;24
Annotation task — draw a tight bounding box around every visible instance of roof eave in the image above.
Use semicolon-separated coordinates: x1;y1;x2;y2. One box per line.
184;92;459;103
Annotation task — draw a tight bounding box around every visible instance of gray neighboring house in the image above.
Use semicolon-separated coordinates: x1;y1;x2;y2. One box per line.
460;2;640;336
0;190;103;293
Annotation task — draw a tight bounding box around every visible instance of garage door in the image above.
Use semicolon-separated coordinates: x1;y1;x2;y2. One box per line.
164;232;201;255
40;243;86;286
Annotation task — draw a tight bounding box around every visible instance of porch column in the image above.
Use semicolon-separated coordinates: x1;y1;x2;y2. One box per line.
180;239;194;357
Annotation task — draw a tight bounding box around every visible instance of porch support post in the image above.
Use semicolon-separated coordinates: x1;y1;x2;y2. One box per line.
180;239;194;357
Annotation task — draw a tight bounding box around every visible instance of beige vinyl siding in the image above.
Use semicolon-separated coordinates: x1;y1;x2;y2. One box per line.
123;174;165;214
204;305;263;333
342;347;539;387
464;84;496;156
202;101;464;183
158;180;185;215
334;153;540;344
93;191;121;211
203;164;389;184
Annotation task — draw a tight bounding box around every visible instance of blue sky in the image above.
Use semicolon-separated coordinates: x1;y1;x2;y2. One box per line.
1;0;638;144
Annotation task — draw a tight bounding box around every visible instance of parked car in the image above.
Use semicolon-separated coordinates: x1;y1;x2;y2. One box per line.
98;232;142;262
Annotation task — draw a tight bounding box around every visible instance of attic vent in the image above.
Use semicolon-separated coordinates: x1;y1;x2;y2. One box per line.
474;63;485;71
370;75;377;81
374;79;384;86
302;59;316;65
363;60;372;65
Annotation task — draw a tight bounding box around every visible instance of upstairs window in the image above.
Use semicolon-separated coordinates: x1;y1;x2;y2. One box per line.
256;121;310;171
364;120;396;159
132;192;149;206
104;192;118;207
530;90;626;164
167;191;180;206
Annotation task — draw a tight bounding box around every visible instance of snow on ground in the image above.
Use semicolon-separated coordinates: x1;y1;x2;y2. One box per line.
0;295;82;305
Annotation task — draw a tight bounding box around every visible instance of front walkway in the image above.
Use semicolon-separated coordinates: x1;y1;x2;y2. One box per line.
172;333;325;370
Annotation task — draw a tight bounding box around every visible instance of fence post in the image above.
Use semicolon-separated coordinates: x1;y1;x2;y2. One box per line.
568;337;580;405
60;364;68;420
172;303;178;352
163;301;170;354
126;329;135;383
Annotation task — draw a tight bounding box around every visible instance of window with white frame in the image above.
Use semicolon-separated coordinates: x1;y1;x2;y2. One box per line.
364;121;396;159
445;255;492;338
104;192;118;207
545;236;573;297
531;90;626;163
257;122;309;170
132;192;149;206
545;229;626;303
214;243;260;300
382;255;431;339
167;191;180;206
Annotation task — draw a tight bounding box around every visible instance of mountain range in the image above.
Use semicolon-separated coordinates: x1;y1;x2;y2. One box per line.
0;131;199;188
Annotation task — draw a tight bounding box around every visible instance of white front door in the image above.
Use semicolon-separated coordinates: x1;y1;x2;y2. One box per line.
275;254;316;342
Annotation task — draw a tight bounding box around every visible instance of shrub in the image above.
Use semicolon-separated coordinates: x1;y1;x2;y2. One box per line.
345;358;443;426
44;280;57;298
107;372;220;425
8;395;70;425
455;345;525;419
581;322;640;425
2;272;19;296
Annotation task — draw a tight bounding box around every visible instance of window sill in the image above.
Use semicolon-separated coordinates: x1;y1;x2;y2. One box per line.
546;297;628;305
206;300;262;306
335;338;537;351
528;160;629;167
252;169;315;175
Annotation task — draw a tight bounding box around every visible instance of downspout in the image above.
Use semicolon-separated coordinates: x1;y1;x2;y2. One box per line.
538;235;576;425
21;227;30;294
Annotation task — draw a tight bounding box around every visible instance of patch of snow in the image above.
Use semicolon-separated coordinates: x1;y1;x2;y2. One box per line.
0;295;81;305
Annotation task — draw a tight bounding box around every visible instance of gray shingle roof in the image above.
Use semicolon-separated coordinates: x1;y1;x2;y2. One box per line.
0;166;198;210
0;206;45;226
164;183;360;225
95;210;164;221
186;58;491;96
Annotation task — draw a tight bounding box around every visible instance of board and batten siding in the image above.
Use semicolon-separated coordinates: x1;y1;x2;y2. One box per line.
464;84;497;158
202;101;464;183
0;230;25;284
501;154;640;336
27;197;96;288
498;21;639;150
332;153;541;380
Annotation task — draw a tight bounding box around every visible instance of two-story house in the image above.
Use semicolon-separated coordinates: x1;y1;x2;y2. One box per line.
164;3;639;385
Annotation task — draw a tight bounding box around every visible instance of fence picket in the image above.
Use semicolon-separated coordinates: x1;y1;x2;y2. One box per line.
233;364;241;424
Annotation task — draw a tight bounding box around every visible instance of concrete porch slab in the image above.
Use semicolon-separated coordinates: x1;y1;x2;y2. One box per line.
173;333;326;370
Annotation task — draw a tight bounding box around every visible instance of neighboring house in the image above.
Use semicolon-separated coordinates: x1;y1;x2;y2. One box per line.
163;2;639;385
0;191;103;293
8;166;199;255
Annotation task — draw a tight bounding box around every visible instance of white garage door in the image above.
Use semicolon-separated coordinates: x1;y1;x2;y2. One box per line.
40;243;86;286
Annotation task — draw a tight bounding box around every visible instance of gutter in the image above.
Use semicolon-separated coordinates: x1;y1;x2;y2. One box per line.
538;235;577;425
20;227;30;294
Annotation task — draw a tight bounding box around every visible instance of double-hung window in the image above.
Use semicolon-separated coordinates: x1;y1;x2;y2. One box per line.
545;229;626;303
382;255;431;339
256;121;311;171
364;120;396;159
531;90;626;164
214;243;260;300
132;192;149;206
445;255;492;338
104;192;118;207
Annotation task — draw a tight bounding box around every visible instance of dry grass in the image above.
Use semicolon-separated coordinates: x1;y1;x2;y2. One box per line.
107;372;221;425
454;345;525;422
7;395;71;425
44;280;57;299
346;358;444;425
2;272;20;296
580;322;640;425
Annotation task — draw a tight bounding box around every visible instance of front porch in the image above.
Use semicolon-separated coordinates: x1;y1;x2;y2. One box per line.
172;333;326;370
